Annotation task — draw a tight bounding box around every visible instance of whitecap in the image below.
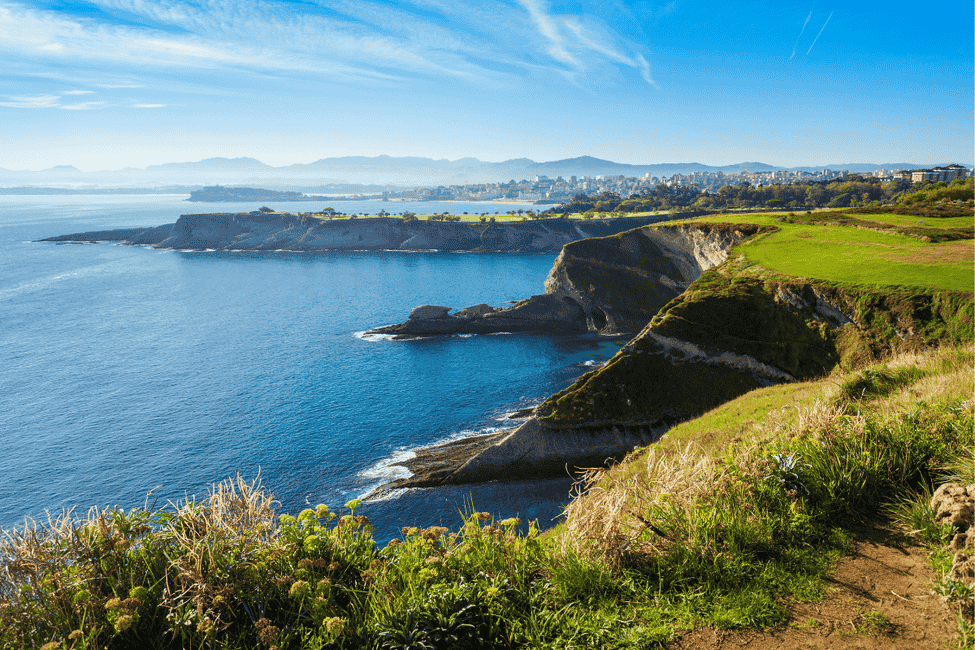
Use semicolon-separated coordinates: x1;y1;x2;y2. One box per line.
360;487;420;503
358;449;416;482
354;330;397;341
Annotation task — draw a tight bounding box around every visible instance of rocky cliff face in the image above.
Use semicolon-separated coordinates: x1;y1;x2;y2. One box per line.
368;223;765;338
41;213;673;253
436;253;974;486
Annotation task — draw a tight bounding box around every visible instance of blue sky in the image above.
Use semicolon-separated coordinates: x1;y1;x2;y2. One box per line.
1;0;972;171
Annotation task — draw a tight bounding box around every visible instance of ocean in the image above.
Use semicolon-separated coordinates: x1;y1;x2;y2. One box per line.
0;195;624;543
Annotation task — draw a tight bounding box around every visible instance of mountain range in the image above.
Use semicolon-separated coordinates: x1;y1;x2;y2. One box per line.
0;155;966;190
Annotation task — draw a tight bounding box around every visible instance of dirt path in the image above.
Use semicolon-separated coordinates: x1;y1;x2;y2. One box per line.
666;524;960;650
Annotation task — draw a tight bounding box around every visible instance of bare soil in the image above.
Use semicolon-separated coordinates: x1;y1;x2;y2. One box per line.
666;524;960;650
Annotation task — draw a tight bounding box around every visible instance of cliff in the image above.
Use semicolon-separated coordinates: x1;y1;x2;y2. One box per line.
378;222;973;490
368;222;767;337
39;213;673;254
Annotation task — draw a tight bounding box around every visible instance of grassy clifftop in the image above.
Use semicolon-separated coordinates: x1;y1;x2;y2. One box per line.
535;208;973;428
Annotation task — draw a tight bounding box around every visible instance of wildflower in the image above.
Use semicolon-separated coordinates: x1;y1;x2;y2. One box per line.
499;518;521;528
328;561;341;572
128;586;148;602
258;624;281;645
386;538;402;547
317;578;332;591
303;534;324;553
424;556;443;566
315;504;330;518
289;580;311;599
69;631;83;641
477;512;492;522
105;598;121;610
114;614;135;632
344;499;361;511
40;643;61;650
361;569;376;583
325;616;346;636
72;589;91;606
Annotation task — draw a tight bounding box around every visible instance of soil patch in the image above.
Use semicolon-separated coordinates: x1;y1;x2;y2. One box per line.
889;240;974;266
666;524;958;650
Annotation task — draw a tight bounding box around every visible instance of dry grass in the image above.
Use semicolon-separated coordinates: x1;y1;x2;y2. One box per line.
0;473;278;644
556;344;974;569
558;442;720;566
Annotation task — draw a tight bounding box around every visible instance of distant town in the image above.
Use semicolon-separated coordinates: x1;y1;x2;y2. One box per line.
389;164;972;204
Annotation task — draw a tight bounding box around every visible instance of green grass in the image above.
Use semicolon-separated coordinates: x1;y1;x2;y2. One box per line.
670;211;974;291
845;212;974;229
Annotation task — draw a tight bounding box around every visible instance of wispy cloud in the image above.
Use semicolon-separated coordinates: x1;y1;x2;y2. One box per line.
806;12;833;56
63;90;95;95
0;94;61;108
790;10;812;60
0;93;105;109
132;103;165;108
519;0;582;70
0;0;654;94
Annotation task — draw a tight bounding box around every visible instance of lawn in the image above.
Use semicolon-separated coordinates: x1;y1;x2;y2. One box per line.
678;212;974;292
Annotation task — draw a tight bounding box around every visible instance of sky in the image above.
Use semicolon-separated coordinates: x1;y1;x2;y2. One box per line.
1;0;972;171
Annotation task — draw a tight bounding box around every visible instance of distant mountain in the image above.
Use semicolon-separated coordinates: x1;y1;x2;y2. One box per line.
0;156;969;190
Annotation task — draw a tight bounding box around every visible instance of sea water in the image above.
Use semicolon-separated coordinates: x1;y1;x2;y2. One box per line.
0;195;624;542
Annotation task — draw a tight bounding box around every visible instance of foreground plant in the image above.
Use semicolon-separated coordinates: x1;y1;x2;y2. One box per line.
2;347;972;649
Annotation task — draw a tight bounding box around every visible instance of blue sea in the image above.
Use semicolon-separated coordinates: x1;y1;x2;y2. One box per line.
0;195;624;543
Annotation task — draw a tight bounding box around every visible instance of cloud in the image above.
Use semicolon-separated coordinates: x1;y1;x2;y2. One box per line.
518;0;582;69
61;101;106;110
0;94;61;108
0;93;104;109
790;10;812;60
63;90;95;95
0;0;653;93
806;12;833;56
132;103;165;108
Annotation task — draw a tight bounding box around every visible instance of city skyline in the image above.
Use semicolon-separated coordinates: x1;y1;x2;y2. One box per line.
1;0;972;171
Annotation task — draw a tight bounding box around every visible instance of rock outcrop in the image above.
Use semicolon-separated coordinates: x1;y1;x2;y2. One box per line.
367;223;766;338
39;213;674;253
383;246;973;489
931;482;975;593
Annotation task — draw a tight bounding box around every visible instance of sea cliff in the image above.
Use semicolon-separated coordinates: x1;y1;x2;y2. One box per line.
377;220;973;491
367;222;765;337
39;213;675;253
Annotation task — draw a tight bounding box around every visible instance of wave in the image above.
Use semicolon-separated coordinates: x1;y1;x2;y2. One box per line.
354;329;398;341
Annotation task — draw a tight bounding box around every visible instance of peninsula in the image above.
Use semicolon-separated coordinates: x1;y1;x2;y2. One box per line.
38;212;677;253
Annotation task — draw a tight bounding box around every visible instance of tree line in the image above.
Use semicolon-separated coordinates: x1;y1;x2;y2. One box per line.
544;176;973;215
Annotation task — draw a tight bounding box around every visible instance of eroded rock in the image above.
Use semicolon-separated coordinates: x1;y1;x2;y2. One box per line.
409;305;451;320
931;482;975;590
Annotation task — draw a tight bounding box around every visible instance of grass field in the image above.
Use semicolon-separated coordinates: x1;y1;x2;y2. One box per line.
680;212;974;292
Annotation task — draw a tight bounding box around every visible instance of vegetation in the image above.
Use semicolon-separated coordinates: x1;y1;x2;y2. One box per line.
545;177;974;215
7;193;971;648
1;346;970;649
